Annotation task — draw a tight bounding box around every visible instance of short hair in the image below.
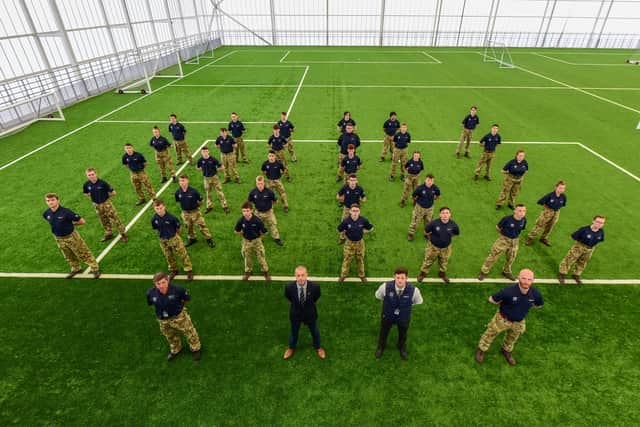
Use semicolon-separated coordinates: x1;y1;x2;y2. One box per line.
401;122;407;126
343;111;350;116
593;215;606;220
345;122;354;127
389;111;397;116
347;144;355;150
201;146;209;151
124;143;133;147
220;127;227;132
515;204;526;208
555;180;565;187
153;272;168;283
471;105;477;110
412;150;421;155
350;203;360;209
256;175;264;182
295;265;307;274
273;125;279;130
516;149;525;156
179;174;188;180
85;168;96;173
492;123;499;128
425;173;435;179
439;206;450;212
231;112;238;116
281;111;287;115
154;199;165;207
268;150;276;155
241;201;252;210
170;114;177;118
348;174;357;179
45;193;59;200
394;266;409;276
153;126;159;130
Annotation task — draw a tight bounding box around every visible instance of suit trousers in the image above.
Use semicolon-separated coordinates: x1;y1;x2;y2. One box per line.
289;319;321;349
378;318;410;351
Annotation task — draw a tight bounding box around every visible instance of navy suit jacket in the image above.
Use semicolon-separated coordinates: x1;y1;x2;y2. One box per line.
285;281;320;324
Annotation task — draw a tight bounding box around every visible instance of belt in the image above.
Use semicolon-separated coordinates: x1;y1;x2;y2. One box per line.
160;234;177;241
130;170;145;174
55;232;74;239
500;234;519;241
158;310;183;321
499;311;516;322
183;208;199;213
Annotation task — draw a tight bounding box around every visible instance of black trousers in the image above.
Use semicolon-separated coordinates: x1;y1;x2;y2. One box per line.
378;318;410;350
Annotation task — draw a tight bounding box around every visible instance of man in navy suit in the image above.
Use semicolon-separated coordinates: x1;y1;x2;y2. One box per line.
283;265;326;360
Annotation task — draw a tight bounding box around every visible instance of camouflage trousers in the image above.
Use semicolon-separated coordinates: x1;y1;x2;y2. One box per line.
481;235;519;275
474;151;495;177
94;200;125;236
339;207;351;240
203;175;228;209
221;152;239;180
478;311;526;353
181;209;212;240
559;242;595;275
159;235;192;272
54;230;99;272
274;149;290;179
254;209;280;239
390;147;408;177
408;204;434;236
266;179;289;208
420;244;452;274
381;134;394;159
341;239;365;278
401;174;420;202
155;150;175;179
496;175;524;207
337;152;345;165
527;207;560;240
234;137;247;162
174;140;192;164
286;137;297;161
130;171;156;202
457;129;473;154
158;309;201;354
241;237;268;273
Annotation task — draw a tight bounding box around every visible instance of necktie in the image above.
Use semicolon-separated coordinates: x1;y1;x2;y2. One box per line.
299;287;305;305
398;288;403;297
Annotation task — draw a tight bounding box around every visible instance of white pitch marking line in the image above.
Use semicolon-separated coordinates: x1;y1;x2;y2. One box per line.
171;84;298;88
279;50;291;63
96;120;275;124
530;51;634;56
421;51;442;64
285;66;309;118
206;64;307;68
578;142;640;183
282;61;434;64
0;50;238;172
82;138;214;274
532;52;629;66
0;272;638;285
532;52;573;65
243;139;581;145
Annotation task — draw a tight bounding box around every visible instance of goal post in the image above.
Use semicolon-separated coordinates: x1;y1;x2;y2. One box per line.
185;38;217;65
0;91;65;138
114;42;184;95
482;41;515;69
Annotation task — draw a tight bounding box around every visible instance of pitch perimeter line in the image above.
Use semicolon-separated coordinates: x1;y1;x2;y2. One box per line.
286;66;309;118
165;83;640;90
243;139;580;145
282;61;435;64
532;53;628;67
96;120;275;124
0;272;638;285
421;51;442;64
578;143;640;183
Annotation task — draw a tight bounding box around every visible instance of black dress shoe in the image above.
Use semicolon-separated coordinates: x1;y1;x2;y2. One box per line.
375;347;384;358
167;349;182;361
191;350;201;361
399;348;408;360
184;238;197;247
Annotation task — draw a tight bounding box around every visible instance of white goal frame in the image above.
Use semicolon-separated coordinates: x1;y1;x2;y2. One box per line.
114;43;184;95
482;41;515;69
0;91;65;138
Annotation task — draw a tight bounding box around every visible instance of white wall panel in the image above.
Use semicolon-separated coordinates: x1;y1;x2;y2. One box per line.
102;0;127;25
0;1;30;37
384;0;437;16
25;0;56;32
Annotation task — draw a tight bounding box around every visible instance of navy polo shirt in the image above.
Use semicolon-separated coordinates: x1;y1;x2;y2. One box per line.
405;159;424;176
338;185;365;208
151;212;180;239
268;135;288;151
278;120;295;138
228;121;245;138
43;206;80;237
168;122;186;141
175;186;202;211
462;114;480;130
572;226;604;247
425;219;459;249
337;132;361;155
503;159;529;177
341;155;362;174
383;119;400;136
150;136;171;153
412;184;440;209
538;192;567;211
337;216;373;242
249;187;277;212
197;156;222;177
215;135;235;154
235;215;267;240
493;284;544;322
393;132;411;149
147;284;190;319
262;160;285;180
498;215;527;239
337;118;356;133
480;133;501;152
83;179;114;204
122;151;147;172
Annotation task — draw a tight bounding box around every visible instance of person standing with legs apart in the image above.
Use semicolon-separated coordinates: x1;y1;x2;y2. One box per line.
215;128;240;184
174;175;215;249
147;272;201;362
473;124;501;181
268;125;291;182
380;111;400;161
337;123;361;167
249;176;283;246
122;143;156;205
283;265;326;360
151;199;193;281
83;168;128;243
526;181;567;247
456;106;479;159
262;150;290;213
407;174;440;241
337;144;361;183
496;150;528;210
337;175;366;244
229;112;248;163
400;151;424;207
478;205;527;281
196;146;229;214
149;126;176;183
235;201;271;281
389;123;411;182
417;207;459;284
337;204;373;284
475;269;543;366
558;216;605;284
375;267;423;361
277;111;297;163
168;114;192;166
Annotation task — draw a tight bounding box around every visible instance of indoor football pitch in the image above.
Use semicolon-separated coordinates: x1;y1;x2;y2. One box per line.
1;46;639;426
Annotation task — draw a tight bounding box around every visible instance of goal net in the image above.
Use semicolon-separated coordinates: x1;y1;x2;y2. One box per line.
185;38;217;65
626;50;640;65
114;43;184;94
482;41;515;69
0;91;65;137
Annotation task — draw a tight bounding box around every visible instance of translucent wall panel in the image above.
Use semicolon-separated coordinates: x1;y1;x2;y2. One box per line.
25;0;57;32
385;0;437;16
68;28;113;61
58;0;107;29
0;1;31;37
125;0;149;22
148;0;167;20
0;37;45;78
102;0;127;25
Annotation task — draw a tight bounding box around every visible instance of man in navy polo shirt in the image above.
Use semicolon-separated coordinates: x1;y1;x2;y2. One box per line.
337;111;356;133
147;271;201;362
262;150;289;213
43;193;100;279
337;144;361;183
168;114;192;166
400;151;424;207
526;180;567;246
83;168;128;243
229;112;248;163
234;201;271;281
558;215;605;284
456;105;479;159
380;111;400;161
478;204;527;281
473;123;501;181
196;146;229;214
374;266;424;360
149;126;176;183
215;128;240;184
337;204;373;283
407;174;440;241
390;122;411;182
151;199;193;281
337;123;360;166
496;149;528;210
417;206;460;284
268;125;291;182
175;175;214;248
476;268;543;366
277;111;297;162
337;175;366;244
122;143;156;205
248;176;283;246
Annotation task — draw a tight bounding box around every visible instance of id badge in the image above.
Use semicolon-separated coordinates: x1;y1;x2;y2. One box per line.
162;310;168;318
394;309;400;315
